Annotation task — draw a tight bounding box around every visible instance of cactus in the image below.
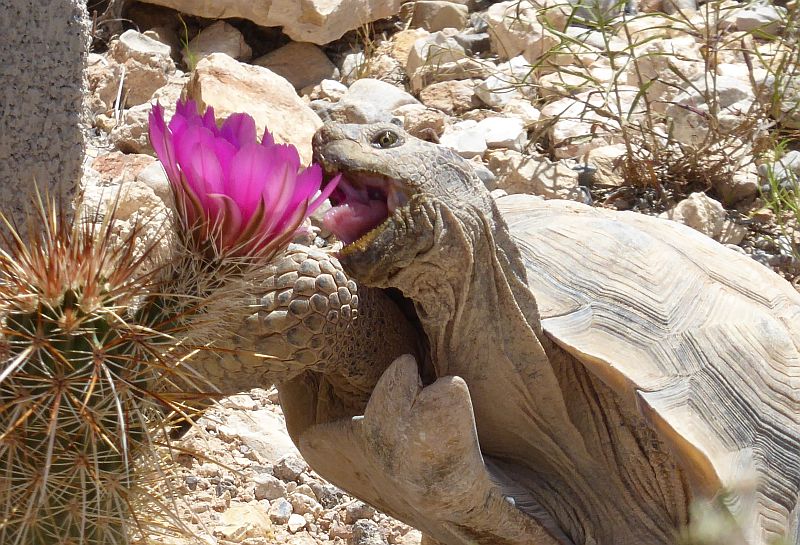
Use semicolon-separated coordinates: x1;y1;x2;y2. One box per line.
0;196;205;545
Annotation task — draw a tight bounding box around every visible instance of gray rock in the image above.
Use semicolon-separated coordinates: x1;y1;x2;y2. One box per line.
352;519;388;545
344;500;377;524
476;116;528;152
254;473;287;501
324;78;419;123
268;497;294;524
410;1;470;32
452;31;491;54
183;21;252;65
439;121;488;158
273;454;307;482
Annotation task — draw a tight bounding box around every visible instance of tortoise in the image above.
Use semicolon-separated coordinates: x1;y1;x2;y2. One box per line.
195;122;800;545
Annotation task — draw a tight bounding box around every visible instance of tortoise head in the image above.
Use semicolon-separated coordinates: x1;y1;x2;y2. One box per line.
312;122;494;287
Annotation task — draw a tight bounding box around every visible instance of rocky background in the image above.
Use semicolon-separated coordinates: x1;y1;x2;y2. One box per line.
80;0;799;543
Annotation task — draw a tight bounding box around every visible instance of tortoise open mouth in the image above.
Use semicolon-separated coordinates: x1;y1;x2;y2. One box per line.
322;170;410;245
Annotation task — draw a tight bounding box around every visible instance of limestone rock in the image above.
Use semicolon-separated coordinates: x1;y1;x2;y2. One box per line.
419;80;478;115
287;513;307;533
582;144;627;187
183;21;252;66
476;116;528;151
268;498;294;524
137;0;404;45
439;120;488;158
486;149;583;200
485;0;562;62
186;53;322;164
406;30;468;77
501;99;541;129
110;103;152;154
659;192;726;239
715;161;759;205
540;86;641;158
665;75;755;146
109;29;175;107
392;103;447;139
410;1;470;32
254;474;288;501
322;78;419;124
255;42;338;90
218;504;274;541
734;4;784;34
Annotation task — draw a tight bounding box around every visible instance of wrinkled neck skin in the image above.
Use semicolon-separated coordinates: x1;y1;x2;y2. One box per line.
358;199;687;545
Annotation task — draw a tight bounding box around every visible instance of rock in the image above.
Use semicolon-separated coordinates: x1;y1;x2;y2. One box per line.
136;159;171;201
390;29;431;68
501;99;541;129
186;53;322;164
486;149;583;200
476;117;528;151
91;152;156;186
537;70;594;101
406;30;468;77
339;50;366;84
86;54;123;115
273;455;307;482
137;0;404;45
183;21;252;67
485;1;561;62
254;42;338;90
254;474;287;501
662;0;697;14
475;55;534;108
204;408;300;464
453;30;492;54
718;220;748;245
287;513;307;533
218;504;274;541
110;103;152;154
419;80;478;115
306;79;349;101
665;75;755;146
353;519;389;545
735;5;784;34
540;86;641;158
289;492;323;517
715;161;759;205
624;36;703;113
109;30;175;107
410;1;470;32
392;104;447;139
323;78;419;123
345;500;377;523
440;120;488;158
582;144;627;187
411;56;495;93
659;192;726;239
268;497;294;524
219;393;259;411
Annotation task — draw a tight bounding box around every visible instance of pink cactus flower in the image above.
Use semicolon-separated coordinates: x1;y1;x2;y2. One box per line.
148;99;339;257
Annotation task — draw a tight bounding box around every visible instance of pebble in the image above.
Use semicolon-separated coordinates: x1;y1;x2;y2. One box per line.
269;497;295;524
288;513;308;533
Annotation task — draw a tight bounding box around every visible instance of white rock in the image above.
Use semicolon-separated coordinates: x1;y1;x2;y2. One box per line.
540;86;641;158
274;454;308;482
268;498;293;524
325;78;419;123
406;30;467;77
186;53;322;164
715;161;759;205
114;28;172;61
485;1;561;62
665;76;755;146
501;99;541;128
486;149;582;200
287;513;307;533
289;492;323;517
136;0;404;45
735;5;784;34
475;55;534;107
255;42;338;90
476;117;527;151
391;103;446;139
110;103;152;154
439;121;488;158
659;192;726;239
308;79;348;101
184;21;252;66
253;474;287;501
582;144;627;187
136;160;171;201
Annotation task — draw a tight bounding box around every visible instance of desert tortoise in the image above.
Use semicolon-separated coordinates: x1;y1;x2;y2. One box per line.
198;122;800;545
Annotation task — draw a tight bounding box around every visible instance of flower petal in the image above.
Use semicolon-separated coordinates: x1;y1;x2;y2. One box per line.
148;103;181;185
220;113;257;148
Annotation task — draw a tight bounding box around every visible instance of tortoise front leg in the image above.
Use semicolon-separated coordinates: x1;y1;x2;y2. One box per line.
282;355;563;545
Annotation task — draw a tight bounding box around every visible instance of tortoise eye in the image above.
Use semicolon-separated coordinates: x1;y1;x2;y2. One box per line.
372;130;399;149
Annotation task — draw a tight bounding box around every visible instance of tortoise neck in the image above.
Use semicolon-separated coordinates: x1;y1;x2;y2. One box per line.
393;201;545;379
